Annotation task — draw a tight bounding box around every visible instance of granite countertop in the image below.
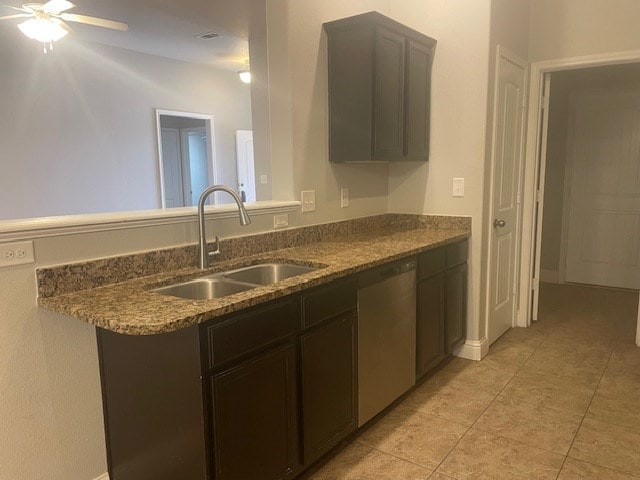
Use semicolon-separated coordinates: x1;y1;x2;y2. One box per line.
38;223;469;335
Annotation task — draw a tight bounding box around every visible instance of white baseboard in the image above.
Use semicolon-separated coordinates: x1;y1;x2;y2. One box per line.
540;269;559;283
92;473;109;480
454;338;489;361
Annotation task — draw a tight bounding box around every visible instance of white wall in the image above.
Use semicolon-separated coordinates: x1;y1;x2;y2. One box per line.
285;0;393;225
529;0;640;62
0;31;252;220
387;0;492;343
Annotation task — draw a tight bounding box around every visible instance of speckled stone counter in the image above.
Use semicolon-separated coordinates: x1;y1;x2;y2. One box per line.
37;214;470;335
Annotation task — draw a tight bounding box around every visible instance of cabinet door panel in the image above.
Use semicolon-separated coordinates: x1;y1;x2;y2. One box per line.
328;26;375;162
446;263;468;353
301;315;357;465
373;28;405;159
416;272;446;378
405;40;432;160
212;344;297;480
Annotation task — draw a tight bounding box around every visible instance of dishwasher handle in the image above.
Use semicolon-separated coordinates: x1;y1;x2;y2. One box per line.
358;259;417;288
379;265;401;279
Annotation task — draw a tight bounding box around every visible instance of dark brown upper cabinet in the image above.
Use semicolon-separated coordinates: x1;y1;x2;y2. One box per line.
324;12;436;163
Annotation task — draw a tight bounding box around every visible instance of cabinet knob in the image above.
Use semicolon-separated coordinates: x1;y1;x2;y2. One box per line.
493;219;506;228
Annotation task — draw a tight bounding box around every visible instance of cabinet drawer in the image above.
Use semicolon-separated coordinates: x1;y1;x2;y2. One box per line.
418;247;446;279
207;300;296;369
446;240;468;267
301;280;357;329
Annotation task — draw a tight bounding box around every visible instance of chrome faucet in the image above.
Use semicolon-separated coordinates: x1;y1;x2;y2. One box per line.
198;185;251;269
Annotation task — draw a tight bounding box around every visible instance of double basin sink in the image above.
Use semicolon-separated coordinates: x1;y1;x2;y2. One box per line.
151;263;319;301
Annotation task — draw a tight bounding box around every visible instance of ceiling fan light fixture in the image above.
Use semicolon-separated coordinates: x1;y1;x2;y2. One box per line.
18;17;68;43
238;70;251;84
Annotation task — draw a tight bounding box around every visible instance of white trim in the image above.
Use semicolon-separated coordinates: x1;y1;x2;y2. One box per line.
484;45;529;339
530;74;551;322
539;269;559;283
454;338;489;361
557;93;577;285
520;49;640;331
92;473;109;480
0;201;301;241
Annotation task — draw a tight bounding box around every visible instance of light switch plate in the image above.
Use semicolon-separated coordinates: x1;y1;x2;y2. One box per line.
453;178;465;197
340;188;349;208
301;190;316;212
0;240;34;267
260;175;268;185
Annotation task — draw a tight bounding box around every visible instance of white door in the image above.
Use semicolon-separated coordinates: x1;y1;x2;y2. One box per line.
488;48;527;345
236;130;256;203
160;127;184;208
182;127;209;206
565;90;640;289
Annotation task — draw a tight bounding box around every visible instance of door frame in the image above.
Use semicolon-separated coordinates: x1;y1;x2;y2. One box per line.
519;49;640;345
484;45;529;341
155;109;217;208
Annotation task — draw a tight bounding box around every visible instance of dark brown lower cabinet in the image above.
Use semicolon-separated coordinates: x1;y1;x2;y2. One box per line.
446;262;467;353
211;343;298;480
300;314;357;465
97;327;207;480
416;240;468;378
416;271;446;378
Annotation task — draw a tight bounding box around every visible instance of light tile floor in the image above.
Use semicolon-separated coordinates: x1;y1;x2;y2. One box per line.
309;283;640;479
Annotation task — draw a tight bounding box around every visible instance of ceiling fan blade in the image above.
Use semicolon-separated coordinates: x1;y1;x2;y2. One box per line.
51;16;73;33
0;13;30;20
58;13;128;31
43;0;74;14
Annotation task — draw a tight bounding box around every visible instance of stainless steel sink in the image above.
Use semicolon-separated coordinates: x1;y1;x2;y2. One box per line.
223;263;318;285
150;263;320;301
151;277;254;301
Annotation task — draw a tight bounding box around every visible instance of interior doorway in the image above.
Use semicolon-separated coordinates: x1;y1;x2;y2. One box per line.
521;55;640;347
155;109;216;208
539;67;640;290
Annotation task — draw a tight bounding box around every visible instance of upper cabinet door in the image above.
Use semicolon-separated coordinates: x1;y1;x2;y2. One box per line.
328;26;375;163
324;11;436;163
373;28;406;160
405;40;432;160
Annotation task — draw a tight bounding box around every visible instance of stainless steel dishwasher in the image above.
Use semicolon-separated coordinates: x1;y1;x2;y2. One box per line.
358;258;416;427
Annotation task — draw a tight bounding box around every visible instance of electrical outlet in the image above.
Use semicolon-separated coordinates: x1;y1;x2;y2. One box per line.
453;178;465;197
340;188;350;208
301;190;316;212
260;175;268;185
0;241;34;267
273;214;289;229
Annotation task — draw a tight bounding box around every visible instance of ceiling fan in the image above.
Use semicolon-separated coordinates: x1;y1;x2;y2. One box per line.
0;0;128;52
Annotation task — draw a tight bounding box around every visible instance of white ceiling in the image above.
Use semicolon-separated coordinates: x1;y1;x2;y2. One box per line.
1;0;258;70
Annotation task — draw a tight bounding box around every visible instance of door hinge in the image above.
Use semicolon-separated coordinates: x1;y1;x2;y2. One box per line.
542;95;550;111
532;277;540;289
536;190;543;203
516;192;522;206
513;281;518;295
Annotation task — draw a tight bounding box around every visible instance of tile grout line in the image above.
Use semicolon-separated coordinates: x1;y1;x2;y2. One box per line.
553;349;614;480
427;332;546;477
353;439;438;474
